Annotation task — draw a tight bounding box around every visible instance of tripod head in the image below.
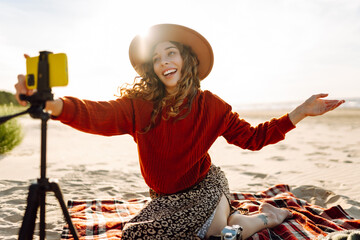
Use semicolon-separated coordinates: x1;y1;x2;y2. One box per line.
22;50;54;115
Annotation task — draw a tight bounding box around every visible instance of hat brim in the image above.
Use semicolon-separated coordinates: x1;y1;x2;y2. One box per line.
129;24;213;80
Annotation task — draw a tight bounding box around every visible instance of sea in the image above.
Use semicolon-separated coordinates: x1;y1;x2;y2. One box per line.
234;97;360;111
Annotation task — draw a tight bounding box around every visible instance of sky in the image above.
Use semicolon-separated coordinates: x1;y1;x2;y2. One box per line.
0;0;359;107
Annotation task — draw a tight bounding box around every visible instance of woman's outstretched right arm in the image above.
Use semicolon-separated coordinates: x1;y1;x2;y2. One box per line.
16;73;142;137
15;74;64;117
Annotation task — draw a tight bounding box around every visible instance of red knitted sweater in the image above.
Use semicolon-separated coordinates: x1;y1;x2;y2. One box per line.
54;90;295;194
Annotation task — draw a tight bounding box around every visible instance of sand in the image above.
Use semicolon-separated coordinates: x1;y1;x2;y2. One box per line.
0;108;359;239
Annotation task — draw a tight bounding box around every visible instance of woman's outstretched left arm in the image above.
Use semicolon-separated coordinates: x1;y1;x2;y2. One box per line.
288;93;345;126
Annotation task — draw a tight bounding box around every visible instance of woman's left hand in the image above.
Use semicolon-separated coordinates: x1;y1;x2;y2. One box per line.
289;93;345;125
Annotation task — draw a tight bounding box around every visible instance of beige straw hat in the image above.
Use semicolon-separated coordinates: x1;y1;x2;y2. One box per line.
129;24;214;80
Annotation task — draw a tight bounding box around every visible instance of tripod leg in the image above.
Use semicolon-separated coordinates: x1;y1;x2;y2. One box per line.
18;183;40;240
39;189;46;240
50;182;80;240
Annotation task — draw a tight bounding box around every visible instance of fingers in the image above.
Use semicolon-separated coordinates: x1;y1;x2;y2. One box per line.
303;94;345;117
337;100;345;108
313;93;329;99
14;54;32;106
306;93;328;104
287;210;293;219
325;100;345;111
313;94;345;107
15;74;32;106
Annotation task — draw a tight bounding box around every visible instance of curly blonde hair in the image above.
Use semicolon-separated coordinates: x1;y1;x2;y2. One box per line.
119;41;200;133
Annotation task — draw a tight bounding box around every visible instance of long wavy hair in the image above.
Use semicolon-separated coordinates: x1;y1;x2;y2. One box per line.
119;41;201;133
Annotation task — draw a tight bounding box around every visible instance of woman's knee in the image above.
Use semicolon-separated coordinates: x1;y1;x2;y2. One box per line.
205;194;230;237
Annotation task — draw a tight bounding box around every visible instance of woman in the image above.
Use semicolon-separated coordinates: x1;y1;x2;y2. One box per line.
15;24;344;239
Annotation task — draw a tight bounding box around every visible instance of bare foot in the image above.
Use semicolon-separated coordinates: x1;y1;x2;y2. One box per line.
226;203;293;239
258;203;293;228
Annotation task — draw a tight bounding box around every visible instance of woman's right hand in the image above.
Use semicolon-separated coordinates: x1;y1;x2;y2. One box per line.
15;54;33;107
15;74;33;107
15;65;64;117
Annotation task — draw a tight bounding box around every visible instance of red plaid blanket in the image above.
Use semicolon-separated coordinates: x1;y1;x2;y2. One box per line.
61;184;360;239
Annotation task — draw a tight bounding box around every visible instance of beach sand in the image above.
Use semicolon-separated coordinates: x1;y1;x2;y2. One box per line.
0;108;359;239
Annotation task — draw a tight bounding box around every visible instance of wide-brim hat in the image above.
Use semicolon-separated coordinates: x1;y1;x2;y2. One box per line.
129;24;214;80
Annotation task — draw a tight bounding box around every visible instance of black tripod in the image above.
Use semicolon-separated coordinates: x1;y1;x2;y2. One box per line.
0;51;79;240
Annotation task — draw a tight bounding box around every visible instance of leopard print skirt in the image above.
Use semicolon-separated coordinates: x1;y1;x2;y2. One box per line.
121;165;233;240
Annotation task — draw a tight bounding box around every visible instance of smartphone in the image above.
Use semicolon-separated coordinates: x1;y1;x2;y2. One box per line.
26;53;68;89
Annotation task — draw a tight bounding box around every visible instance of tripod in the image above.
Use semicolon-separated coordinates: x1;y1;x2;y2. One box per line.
0;99;79;240
0;51;79;240
18;104;79;240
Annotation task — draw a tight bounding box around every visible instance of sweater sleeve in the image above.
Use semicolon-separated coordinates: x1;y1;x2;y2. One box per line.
53;96;136;136
221;105;295;151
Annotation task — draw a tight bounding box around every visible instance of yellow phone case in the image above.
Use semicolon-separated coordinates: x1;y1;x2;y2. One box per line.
26;53;68;89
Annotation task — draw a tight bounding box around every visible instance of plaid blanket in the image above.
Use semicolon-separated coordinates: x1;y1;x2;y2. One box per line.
61;184;360;239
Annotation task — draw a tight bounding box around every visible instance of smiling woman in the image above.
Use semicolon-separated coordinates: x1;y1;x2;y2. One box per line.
121;28;205;133
14;23;346;239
